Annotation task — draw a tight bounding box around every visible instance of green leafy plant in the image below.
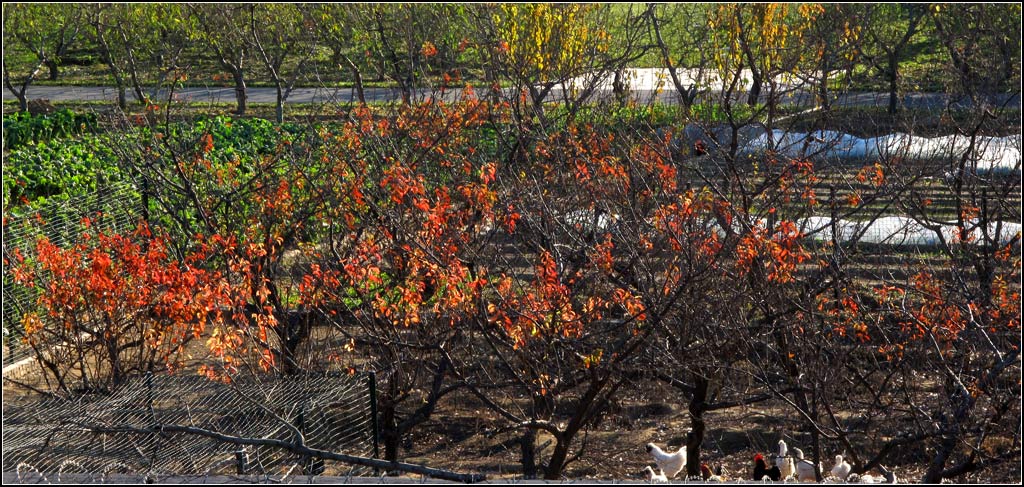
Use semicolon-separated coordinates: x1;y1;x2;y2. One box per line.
2;109;99;150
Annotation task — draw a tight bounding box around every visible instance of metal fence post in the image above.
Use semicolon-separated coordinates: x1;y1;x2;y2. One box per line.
235;447;248;474
367;371;380;471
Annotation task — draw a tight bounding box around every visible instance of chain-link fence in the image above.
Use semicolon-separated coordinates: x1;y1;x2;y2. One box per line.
3;371;379;483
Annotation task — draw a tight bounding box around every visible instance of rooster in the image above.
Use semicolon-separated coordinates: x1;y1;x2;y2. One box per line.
792;447;819;482
776;439;796;480
753;453;782;481
645;443;686;479
830;455;852;480
700;463;725;482
643;465;668;483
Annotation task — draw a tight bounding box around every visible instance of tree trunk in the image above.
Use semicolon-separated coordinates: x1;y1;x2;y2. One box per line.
109;60;128;109
543;437;571;480
747;71;763;106
275;83;284;124
649;5;694;112
529;83;550;121
6;61;44;113
233;69;247;115
121;34;148;106
380;383;400;463
108;337;123;388
94;24;127;110
141;177;150;224
342;55;366;104
117;85;127;110
275;310;309;375
819;69;831;112
523;392;550;479
779;331;821;481
520;427;538;479
685;376;708;478
382;428;400;464
923;428;958;483
612;69;628;105
46;60;59;81
810;409;823;481
397;78;411;105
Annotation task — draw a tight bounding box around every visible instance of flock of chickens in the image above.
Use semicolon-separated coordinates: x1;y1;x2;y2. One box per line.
645;440;898;484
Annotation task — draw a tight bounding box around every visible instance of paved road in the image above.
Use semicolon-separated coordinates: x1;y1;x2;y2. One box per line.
4;84;1020;110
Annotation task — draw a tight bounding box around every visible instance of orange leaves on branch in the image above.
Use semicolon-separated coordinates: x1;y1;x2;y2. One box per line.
419;40;440;58
299;263;342;308
612;288;647;322
502;204;521;233
334;103;503;334
735;218;809;283
199;133;214;155
591;234;615;274
487;252;577;349
855;163;885;187
259;349;276;372
21;313;44;338
816;288;872;342
486;243;644;350
650;190;722;256
10;221;231;374
986;275;1020;330
421;41;438;58
873;284;905;304
910;271;968;341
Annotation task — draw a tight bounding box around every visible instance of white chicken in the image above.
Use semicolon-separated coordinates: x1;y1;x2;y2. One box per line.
831;455;852;480
645;442;686;479
792;447;819;482
776;439;796;480
644;465;668;483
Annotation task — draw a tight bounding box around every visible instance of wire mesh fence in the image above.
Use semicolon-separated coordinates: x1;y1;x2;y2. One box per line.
2;180;142;370
3;371;379;483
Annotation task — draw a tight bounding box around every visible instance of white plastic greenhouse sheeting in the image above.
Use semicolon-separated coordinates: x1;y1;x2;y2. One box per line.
796;216;1022;247
741;130;1022;175
536;211;1018;249
702;215;1020;247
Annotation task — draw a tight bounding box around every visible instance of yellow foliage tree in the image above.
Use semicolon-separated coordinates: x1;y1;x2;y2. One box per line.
709;3;819;106
491;3;609;116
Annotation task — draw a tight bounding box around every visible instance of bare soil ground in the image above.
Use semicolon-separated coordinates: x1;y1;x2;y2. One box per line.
394;378;1020;484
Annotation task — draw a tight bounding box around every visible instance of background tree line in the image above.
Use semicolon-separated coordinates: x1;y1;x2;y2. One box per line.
4;4;1021;118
